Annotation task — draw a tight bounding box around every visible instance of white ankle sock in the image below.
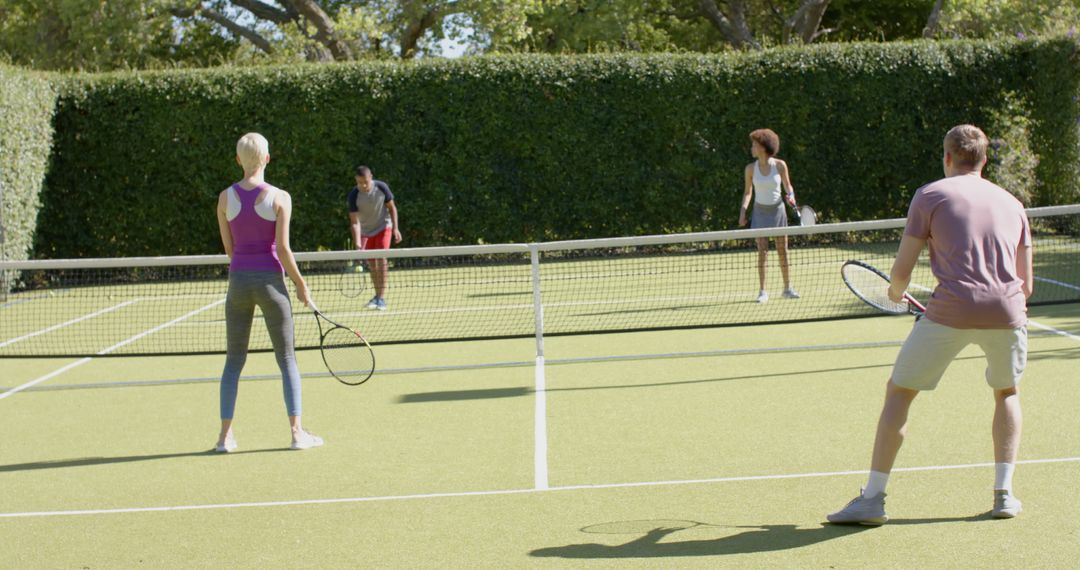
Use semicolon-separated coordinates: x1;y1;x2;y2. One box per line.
994;463;1015;492
864;471;889;497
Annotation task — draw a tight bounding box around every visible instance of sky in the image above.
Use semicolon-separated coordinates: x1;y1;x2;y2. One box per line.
437;37;468;58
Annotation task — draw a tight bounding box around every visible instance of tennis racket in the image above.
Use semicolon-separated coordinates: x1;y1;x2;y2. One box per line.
338;260;366;298
841;260;926;316
311;303;375;386
789;200;817;226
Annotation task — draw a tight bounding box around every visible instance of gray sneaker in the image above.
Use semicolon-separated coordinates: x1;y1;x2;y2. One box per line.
827;489;888;525
992;490;1022;518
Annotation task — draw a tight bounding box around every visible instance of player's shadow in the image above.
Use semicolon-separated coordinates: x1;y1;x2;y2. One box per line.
0;448;289;472
886;513;995;524
530;522;874;559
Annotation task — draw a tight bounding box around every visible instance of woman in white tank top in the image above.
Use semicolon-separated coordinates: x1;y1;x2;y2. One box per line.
738;128;800;304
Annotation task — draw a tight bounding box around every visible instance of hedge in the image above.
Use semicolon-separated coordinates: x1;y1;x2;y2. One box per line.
0;65;58;262
31;38;1080;258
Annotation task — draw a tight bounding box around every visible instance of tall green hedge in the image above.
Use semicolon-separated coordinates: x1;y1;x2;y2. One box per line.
0;65;58;262
33;38;1080;258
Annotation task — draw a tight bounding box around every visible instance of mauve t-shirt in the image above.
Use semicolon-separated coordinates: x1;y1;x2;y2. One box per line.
904;174;1031;329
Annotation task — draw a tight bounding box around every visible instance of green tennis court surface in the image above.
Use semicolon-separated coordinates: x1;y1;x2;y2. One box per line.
3;302;1079;568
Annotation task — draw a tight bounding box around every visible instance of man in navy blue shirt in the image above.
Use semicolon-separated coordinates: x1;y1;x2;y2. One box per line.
347;165;401;310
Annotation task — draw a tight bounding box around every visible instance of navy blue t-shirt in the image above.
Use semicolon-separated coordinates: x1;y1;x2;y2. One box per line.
347;180;394;236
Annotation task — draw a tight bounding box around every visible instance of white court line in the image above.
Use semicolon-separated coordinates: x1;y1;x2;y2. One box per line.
0;299;226;400
2;456;1077;519
1028;319;1080;342
1035;276;1080;292
908;281;1080;342
101;299;226;353
0;300;139;349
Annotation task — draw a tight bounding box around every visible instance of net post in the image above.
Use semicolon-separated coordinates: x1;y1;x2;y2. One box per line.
0;162;6;302
529;244;544;359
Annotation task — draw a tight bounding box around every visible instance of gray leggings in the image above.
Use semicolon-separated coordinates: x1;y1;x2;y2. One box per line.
220;271;302;419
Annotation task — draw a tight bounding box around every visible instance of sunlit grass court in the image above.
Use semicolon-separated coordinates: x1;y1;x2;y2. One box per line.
2;297;1079;567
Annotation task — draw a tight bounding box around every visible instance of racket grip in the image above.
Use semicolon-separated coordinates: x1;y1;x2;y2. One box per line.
903;293;927;314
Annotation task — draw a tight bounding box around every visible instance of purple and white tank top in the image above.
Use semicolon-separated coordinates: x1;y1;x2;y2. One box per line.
226;183;283;273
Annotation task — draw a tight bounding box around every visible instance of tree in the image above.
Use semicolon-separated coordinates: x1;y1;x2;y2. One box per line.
516;0;832;52
0;0;236;71
169;1;553;61
933;0;1080;39
817;0;939;42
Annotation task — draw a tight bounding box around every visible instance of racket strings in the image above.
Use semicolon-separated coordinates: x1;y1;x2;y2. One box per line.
338;264;366;298
321;326;375;383
842;264;908;313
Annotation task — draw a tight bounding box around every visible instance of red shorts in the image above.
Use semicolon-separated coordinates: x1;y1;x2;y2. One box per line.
360;228;393;250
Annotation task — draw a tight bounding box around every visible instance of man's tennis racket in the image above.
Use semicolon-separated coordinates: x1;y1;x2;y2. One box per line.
338;261;366;298
841;260;926;316
311;303;375;386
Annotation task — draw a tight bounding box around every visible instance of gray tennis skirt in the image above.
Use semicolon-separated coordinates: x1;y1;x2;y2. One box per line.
750;202;788;229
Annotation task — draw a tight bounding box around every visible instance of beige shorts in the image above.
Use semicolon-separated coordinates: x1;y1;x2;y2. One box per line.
891;317;1027;391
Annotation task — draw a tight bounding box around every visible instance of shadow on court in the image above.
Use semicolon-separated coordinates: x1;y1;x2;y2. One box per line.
529;522;875;559
0;448;291;472
465;291;532;298
397;362;897;403
398;344;1079;403
886;513;996;524
574;302;729;317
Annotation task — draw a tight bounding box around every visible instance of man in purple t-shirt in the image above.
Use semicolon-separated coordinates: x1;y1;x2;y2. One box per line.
828;125;1034;525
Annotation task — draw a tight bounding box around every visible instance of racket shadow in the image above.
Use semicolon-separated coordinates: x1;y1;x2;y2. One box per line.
530;522;874;559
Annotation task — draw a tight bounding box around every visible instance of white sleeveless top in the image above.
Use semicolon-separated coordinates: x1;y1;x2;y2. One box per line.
226;185;277;222
752;159;783;206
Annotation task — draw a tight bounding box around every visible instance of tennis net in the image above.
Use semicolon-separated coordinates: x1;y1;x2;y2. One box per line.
2;204;1078;358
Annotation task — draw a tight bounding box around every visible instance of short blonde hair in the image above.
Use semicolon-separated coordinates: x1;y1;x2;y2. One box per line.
236;132;269;172
944;124;988;170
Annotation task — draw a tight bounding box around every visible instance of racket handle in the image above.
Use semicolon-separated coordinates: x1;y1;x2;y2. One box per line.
903;293;927;314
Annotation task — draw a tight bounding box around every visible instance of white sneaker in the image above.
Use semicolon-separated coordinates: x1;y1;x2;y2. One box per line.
291;429;324;450
214;433;237;453
783;288;800;299
365;296;379;309
992;490;1022;518
827;489;888;525
756;290;768;303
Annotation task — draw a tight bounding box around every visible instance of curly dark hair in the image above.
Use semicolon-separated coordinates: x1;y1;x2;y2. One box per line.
749;129;780;156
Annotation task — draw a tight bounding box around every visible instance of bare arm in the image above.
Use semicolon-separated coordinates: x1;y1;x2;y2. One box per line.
274;191;311;307
387;200;402;244
777;160;796;206
216;191;234;258
1016;243;1034;298
888;234;927;303
739;165;753;227
349;212;363;249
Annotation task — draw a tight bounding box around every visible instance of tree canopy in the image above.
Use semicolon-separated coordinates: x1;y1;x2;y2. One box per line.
0;0;1076;70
